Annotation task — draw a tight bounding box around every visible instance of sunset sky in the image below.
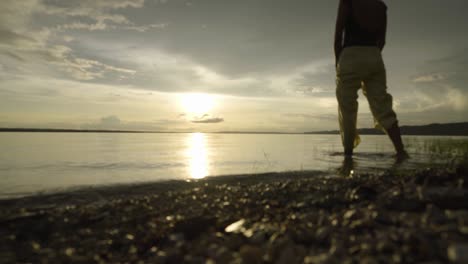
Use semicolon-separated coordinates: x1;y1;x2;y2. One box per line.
1;0;467;132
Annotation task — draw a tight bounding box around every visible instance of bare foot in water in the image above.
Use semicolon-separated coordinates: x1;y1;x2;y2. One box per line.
395;150;410;163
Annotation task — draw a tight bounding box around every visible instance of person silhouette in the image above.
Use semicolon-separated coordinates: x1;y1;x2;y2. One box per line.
334;0;408;159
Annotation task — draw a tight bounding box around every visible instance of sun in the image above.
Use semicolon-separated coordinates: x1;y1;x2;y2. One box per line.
180;93;215;115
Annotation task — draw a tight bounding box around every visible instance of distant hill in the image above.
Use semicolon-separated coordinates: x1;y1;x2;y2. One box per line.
1;122;467;135
305;122;468;136
0;128;154;133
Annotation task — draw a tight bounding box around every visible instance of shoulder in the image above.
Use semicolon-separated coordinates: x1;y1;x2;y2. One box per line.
378;0;388;11
339;0;352;11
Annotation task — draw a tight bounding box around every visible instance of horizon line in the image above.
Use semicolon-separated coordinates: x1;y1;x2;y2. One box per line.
0;121;467;135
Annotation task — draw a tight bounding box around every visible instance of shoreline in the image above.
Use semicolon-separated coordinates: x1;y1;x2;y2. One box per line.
1;163;468;263
0;170;328;208
0;154;461;202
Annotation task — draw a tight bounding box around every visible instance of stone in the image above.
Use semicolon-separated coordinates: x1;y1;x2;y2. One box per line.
250;231;269;245
425;188;468;210
349;186;377;201
385;196;425;211
304;253;332;264
276;243;306;264
240;245;263;264
448;244;468;263
315;227;332;244
173;216;216;240
225;219;245;233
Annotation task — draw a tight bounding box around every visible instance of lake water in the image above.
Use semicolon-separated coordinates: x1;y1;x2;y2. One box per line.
0;133;467;198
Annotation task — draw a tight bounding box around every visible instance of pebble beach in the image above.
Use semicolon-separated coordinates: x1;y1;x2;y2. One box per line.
1;159;468;263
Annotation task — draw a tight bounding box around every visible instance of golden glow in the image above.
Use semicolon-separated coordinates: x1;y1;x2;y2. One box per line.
180;93;214;115
186;133;210;179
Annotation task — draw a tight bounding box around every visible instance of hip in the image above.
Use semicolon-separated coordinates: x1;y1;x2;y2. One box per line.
337;46;385;73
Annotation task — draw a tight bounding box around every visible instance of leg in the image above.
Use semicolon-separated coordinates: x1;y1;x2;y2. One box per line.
363;66;406;155
386;121;406;155
336;71;361;156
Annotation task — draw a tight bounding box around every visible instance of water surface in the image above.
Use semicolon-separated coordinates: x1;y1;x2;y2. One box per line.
0;133;467;198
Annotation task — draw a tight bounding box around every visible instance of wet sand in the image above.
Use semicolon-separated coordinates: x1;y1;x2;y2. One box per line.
1;161;468;263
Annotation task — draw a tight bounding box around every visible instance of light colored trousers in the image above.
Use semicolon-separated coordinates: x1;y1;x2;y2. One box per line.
336;46;398;151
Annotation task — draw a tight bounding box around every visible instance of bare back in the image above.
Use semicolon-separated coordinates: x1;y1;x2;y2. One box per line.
351;0;387;33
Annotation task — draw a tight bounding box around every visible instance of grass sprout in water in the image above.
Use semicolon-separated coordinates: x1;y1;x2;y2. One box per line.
404;137;468;168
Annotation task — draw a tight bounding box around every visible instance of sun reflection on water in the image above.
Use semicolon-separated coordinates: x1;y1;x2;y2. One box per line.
186;133;210;179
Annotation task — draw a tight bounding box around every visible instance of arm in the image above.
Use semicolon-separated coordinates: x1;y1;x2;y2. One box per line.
334;0;348;66
377;7;387;51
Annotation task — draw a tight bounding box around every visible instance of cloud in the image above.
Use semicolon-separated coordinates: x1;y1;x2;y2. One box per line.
120;0;336;78
0;0;335;98
0;29;36;46
81;115;185;131
41;0;168;33
55;20;167;32
62;57;136;80
283;113;337;121
291;64;336;96
1;39;136;81
119;23;168;32
411;72;454;83
78;0;146;9
0;0;157;82
1;0;468;131
100;115;121;126
40;0;145;18
1;51;26;62
408;50;468;113
191;115;224;124
0;0;40;30
81;115;122;130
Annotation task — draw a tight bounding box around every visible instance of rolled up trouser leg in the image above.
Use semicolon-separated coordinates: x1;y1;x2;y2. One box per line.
362;54;398;131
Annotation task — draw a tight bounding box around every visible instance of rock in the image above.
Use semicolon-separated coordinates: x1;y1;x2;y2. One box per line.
374;211;394;225
414;168;457;185
225;219;246;233
343;209;356;220
349;186;377;201
240;245;263;264
2;165;468;263
275;243;306;264
315;227;332;244
448;244;468;263
425;188;468;210
212;246;233;263
168;233;185;243
224;234;244;250
329;238;345;257
250;231;269;245
0;252;15;263
291;228;315;245
304;253;332;264
456;163;468;175
422;204;447;226
376;241;395;254
173;216;216;240
164;248;184;264
0;211;43;225
184;255;206;263
384;196;425;211
360;257;379;264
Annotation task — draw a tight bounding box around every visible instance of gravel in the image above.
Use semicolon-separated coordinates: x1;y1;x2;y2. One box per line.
1;162;467;263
